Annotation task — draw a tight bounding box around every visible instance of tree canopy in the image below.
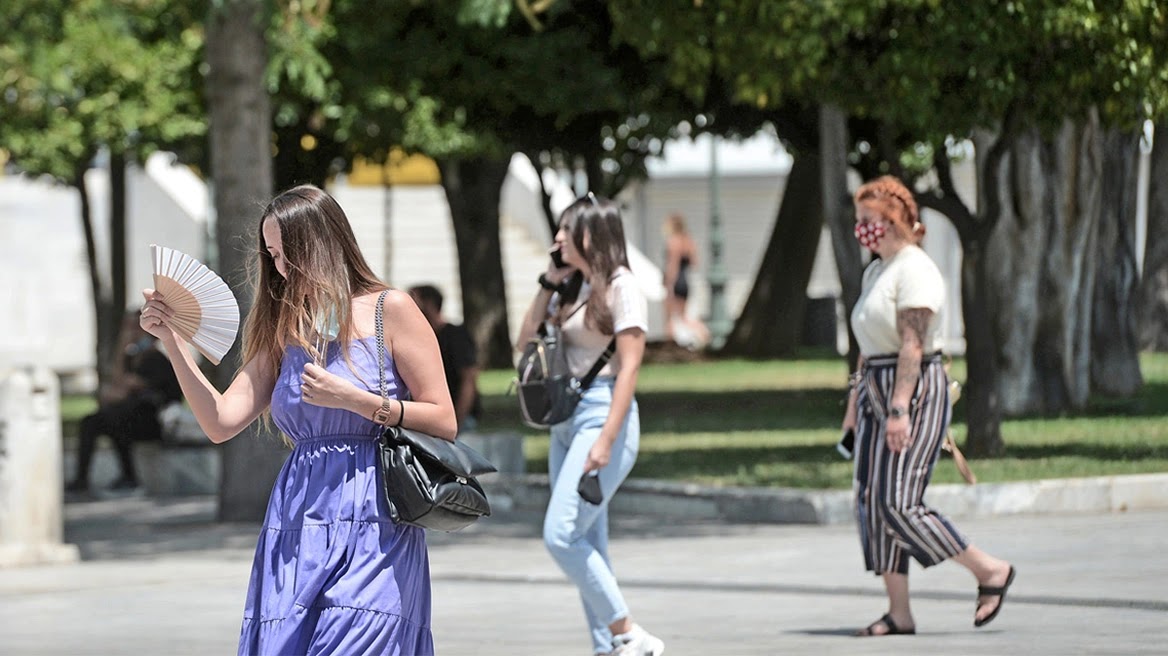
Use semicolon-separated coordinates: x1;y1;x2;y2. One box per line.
0;0;206;179
608;0;1168;454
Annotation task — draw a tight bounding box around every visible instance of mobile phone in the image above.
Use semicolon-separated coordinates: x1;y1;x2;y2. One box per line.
577;471;603;505
550;246;566;269
836;428;855;460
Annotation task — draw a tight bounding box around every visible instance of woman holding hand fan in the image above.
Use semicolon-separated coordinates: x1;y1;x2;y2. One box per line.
140;184;455;656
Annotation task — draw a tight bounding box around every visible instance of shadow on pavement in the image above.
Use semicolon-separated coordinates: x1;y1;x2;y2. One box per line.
64;494;760;561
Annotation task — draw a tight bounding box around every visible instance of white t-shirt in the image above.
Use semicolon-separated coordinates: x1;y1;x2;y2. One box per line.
555;268;648;378
850;245;945;356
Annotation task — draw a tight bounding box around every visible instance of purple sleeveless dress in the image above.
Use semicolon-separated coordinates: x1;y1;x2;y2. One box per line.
238;336;433;656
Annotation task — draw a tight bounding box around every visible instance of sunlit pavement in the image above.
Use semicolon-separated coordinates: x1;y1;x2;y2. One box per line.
2;496;1165;655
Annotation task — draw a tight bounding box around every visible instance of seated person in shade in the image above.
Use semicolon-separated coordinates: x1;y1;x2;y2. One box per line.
409;284;482;433
67;310;182;492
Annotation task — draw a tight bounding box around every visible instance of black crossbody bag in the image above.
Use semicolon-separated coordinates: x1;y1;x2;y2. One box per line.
516;300;615;428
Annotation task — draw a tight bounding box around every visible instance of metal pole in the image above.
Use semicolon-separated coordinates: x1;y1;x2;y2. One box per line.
707;134;732;349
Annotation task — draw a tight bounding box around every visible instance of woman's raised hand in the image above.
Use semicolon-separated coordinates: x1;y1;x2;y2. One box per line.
140;288;180;343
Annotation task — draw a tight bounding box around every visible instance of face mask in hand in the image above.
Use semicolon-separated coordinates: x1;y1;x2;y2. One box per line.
312;306;340;366
854;221;887;252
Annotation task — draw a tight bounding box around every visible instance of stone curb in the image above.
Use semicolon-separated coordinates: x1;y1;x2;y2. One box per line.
482;472;1168;525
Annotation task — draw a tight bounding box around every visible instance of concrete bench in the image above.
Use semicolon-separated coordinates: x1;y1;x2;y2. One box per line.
62;403;217;496
456;430;525;479
135;403;219;497
70;408;520;497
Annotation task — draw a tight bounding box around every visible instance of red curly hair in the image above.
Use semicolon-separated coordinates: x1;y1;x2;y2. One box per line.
853;175;925;244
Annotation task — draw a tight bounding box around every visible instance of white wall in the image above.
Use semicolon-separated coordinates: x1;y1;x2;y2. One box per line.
0;157;208;382
0;177;94;374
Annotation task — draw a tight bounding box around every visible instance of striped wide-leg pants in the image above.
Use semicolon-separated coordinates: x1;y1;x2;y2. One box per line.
854;352;968;574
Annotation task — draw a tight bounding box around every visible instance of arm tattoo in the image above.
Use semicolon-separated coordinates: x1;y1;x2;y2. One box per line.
894;308;933;400
898;308;932;347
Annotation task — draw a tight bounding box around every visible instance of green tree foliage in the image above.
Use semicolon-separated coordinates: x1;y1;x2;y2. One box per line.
0;0;205;389
0;0;206;179
264;0;350;187
323;0;686;192
265;0;696;366
829;1;1168;455
609;1;1168;454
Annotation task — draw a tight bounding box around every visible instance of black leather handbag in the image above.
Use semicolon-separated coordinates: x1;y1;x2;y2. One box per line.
373;291;496;531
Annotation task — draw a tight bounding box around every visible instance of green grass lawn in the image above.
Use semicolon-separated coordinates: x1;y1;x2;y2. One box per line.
61;354;1168;490
477;353;1168;489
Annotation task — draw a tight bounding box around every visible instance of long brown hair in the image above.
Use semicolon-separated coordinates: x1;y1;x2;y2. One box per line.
556;194;631;335
241;184;387;378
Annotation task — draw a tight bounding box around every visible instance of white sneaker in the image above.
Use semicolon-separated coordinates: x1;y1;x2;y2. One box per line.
611;624;665;656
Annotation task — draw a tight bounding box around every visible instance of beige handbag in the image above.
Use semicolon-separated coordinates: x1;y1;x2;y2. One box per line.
941;377;977;485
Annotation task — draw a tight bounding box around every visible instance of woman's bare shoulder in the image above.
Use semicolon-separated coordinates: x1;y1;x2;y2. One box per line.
364;288;425;331
373;288;415;311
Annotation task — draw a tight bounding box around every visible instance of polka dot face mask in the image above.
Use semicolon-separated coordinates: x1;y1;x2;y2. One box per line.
854;220;887;251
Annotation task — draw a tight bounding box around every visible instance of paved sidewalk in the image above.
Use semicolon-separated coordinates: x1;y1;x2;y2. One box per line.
1;496;1166;655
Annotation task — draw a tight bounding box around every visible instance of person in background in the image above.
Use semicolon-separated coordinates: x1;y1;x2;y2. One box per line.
842;175;1016;636
409;284;482;434
517;193;665;656
140;184;456;655
662;212;709;349
66;310;181;493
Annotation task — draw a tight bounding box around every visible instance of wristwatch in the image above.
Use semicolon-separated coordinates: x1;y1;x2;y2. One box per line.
372;398;394;425
538;274;561;292
888;405;908;418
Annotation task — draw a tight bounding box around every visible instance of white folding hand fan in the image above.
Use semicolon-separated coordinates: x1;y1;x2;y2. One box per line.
151;244;240;365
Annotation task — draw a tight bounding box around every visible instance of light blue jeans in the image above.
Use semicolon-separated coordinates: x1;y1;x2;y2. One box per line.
544;378;640;654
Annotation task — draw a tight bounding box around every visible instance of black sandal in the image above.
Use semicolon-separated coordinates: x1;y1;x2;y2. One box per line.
974;565;1017;628
855;613;916;637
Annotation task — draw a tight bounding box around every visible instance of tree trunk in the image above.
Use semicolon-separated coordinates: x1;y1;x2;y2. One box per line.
985;113;1130;413
75;162;118;394
819;104;863;371
960;239;1005;456
1091;128;1143;395
438;156;514;368
1138;120;1168;350
721;150;823;357
206;0;283;522
962;129;1009;457
984;127;1044;414
991;115;1143;411
987;116;1102;415
110;152;127;323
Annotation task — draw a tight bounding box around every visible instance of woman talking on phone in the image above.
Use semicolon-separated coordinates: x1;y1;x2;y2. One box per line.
517;194;665;656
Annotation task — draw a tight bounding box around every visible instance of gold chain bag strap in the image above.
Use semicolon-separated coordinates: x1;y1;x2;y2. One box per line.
374;290;497;531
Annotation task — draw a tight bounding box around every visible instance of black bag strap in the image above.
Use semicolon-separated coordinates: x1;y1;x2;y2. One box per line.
539;296;587;337
546;296;616;391
579;338;616;391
